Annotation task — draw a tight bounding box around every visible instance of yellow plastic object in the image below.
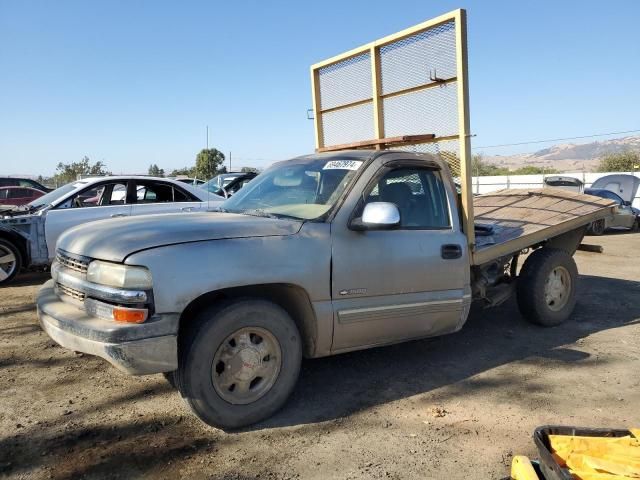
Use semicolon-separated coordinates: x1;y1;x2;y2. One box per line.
548;430;640;479
511;455;540;480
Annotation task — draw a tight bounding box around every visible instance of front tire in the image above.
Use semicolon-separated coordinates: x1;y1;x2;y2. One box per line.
177;299;302;429
0;239;22;286
516;248;578;327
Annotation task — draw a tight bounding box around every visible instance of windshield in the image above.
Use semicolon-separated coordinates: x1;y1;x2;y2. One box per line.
221;157;364;220
27;182;82;209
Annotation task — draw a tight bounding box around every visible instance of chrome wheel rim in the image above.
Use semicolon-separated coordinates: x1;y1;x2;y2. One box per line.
544;266;571;312
211;327;282;405
0;245;17;282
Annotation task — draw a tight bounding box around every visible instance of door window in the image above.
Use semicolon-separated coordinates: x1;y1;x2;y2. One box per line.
361;167;451;229
135;181;195;203
67;182;128;208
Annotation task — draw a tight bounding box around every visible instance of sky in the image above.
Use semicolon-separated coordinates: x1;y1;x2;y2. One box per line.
1;0;639;176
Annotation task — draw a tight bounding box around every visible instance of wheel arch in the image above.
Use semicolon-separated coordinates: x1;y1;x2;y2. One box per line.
178;283;319;358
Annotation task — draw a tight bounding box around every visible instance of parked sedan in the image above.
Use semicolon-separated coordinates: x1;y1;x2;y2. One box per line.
0;176;224;285
0;186;45;206
0;177;52;192
585;188;639;235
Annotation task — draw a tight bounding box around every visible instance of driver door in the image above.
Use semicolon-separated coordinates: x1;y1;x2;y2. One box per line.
330;161;470;352
44;181;131;259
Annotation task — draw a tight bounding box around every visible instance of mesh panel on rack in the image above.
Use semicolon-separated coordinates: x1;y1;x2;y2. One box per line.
321;102;375;146
318;52;372;111
382;83;458;137
380;21;456;96
397;139;461;178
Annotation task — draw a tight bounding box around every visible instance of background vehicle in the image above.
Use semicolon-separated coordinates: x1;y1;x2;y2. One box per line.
200;171;258;198
0;176;224;285
591;174;640;207
201;172;257;193
0;176;52;192
585;188;639;234
543;175;584;193
0;186;45;206
172;177;206;187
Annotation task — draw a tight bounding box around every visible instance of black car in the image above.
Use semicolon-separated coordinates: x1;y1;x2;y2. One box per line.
0;177;52;192
200;172;258;198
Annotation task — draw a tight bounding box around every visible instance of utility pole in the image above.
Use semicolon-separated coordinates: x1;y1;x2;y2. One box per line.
206;126;209;149
229;151;232;172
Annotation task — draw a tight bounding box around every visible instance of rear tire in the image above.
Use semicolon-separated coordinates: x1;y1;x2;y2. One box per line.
516;248;578;327
0;239;22;286
177;299;302;430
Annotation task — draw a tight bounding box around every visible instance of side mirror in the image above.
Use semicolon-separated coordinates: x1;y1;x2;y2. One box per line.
350;202;400;231
623;200;632;207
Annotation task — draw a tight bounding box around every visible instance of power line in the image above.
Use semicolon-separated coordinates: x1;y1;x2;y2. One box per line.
474;128;640;150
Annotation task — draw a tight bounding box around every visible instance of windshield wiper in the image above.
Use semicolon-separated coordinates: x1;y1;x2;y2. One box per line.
241;209;302;220
240;209;280;219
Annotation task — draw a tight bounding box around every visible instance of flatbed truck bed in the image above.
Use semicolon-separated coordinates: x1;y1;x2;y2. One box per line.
471;188;615;265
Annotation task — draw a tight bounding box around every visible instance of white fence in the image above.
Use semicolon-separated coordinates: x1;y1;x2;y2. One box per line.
472;171;640;208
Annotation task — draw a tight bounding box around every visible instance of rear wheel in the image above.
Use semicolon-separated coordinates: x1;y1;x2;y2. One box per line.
177;299;302;429
0;239;22;286
631;218;639;232
516;248;578;327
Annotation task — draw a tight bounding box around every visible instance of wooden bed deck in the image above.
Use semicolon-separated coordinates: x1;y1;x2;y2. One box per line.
471;188;615;266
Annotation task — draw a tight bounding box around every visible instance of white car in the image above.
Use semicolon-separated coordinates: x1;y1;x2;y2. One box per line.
0;176;224;285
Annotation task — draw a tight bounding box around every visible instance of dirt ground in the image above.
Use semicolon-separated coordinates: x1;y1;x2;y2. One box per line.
1;232;639;480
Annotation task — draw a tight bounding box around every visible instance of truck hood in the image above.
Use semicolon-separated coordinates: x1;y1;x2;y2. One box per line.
57;212;303;263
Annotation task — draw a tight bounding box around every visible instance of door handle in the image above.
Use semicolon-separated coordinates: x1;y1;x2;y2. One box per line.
181;207;194;212
110;213;128;218
441;244;462;260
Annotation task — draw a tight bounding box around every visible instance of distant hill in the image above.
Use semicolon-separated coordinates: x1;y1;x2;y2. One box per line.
480;135;640;172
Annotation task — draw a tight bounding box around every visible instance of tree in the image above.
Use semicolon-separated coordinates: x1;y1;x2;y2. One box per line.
195;148;226;180
169;167;195;177
597;150;640;172
511;166;558;175
148;164;165;177
54;156;110;185
471;154;509;176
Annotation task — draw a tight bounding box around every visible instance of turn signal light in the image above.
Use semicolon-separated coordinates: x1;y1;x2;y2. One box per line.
113;307;148;324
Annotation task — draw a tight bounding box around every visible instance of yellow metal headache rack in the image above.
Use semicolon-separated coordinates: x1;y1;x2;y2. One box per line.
310;8;475;249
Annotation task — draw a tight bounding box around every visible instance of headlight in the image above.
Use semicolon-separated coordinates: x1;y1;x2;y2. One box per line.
86;261;153;289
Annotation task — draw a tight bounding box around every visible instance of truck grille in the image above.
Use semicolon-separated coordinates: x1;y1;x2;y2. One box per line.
56;251;90;274
56;282;86;301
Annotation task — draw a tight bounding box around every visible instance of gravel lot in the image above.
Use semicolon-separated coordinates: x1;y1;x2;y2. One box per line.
1;232;639;480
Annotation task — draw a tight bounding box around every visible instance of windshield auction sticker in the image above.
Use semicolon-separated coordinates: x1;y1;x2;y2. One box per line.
323;160;363;171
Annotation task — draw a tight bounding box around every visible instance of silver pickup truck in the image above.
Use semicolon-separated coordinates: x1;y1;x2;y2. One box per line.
37;150;613;429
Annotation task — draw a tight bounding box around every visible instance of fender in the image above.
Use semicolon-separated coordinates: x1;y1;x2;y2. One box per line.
0;216;48;266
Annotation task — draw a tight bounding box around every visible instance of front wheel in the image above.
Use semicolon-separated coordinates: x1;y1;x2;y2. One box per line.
177;299;302;429
0;239;22;286
516;248;578;327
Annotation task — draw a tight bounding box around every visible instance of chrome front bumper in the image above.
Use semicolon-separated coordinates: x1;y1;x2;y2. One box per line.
37;280;178;375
